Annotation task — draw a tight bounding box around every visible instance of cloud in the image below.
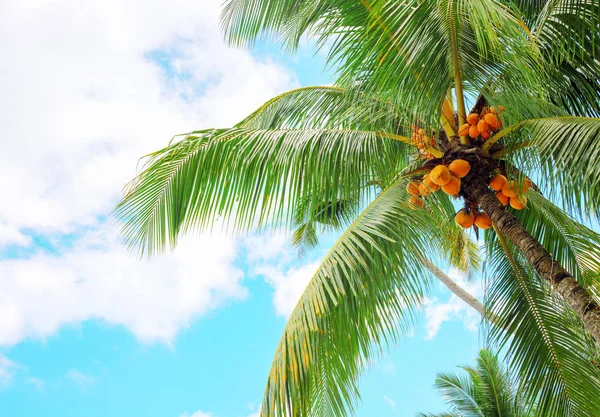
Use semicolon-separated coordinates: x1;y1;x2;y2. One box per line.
0;0;297;242
423;269;483;340
383;395;396;410
0;226;245;347
0;354;18;387
0;0;299;346
67;369;98;391
25;376;45;391
254;261;321;317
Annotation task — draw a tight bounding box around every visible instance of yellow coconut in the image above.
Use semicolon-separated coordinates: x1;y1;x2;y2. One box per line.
455;209;475;228
430;165;451;186
442;175;461;196
474;212;493;229
448;159;471;178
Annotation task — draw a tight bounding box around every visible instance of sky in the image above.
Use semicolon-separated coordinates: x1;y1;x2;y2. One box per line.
0;1;484;416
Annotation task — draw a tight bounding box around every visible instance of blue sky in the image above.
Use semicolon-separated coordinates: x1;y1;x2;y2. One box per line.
0;1;484;416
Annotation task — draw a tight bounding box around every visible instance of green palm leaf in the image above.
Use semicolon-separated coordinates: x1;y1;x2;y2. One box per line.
260;177;451;417
115;127;410;256
494;116;600;218
484;235;600;416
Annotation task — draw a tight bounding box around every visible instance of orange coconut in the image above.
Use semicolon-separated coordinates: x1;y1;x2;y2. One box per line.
448;159;471;178
442;175;461;196
477;119;489;133
423;174;440;190
407;181;420;195
468;125;480;138
489;174;508;191
480;130;490;139
458;123;470;136
430;165;451;186
502;181;518;198
474;212;493;229
510;195;527;210
409;196;424;209
523;178;532;193
497;191;509;206
484;113;500;130
418;128;425;136
455;209;475;229
467;113;479;125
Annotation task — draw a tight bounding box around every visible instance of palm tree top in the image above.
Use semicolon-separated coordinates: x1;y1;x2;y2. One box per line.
115;1;600;417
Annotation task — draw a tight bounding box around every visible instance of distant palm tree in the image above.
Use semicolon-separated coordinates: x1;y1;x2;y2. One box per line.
115;1;600;416
420;349;532;417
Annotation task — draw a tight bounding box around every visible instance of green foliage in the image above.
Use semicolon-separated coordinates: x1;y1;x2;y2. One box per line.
483;235;600;416
420;349;522;417
498;117;600;219
116;0;600;416
261;178;443;417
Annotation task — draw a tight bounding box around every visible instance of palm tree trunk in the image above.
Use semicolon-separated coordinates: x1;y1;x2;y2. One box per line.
421;257;486;316
466;176;600;343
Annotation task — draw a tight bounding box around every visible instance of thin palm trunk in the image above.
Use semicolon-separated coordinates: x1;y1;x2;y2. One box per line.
422;258;485;316
465;176;600;343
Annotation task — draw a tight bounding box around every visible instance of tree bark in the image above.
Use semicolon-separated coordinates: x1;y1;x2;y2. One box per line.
421;257;486;316
465;176;600;343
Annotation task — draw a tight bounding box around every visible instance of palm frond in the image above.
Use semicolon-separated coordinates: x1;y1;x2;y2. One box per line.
434;373;484;417
469;349;515;417
114;127;410;256
260;178;449;417
236;86;412;134
496;116;600;219
531;0;600;116
483;234;600;416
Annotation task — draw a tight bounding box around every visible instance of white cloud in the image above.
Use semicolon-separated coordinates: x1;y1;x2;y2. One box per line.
0;226;245;347
25;376;45;391
0;0;300;346
0;0;297;242
0;354;19;387
67;369;98;391
423;269;483;340
383;395;396;410
254;261;321;317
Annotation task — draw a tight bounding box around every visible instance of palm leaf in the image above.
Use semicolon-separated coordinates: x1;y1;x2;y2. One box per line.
495;116;600;219
260;177;449;417
483;234;600;416
114;127;410;255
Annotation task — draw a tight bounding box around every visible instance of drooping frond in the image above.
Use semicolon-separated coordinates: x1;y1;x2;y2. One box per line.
115;127;410;256
434;373;484;417
236;86;412;134
483;235;600;416
531;0;600;116
433;192;482;277
222;0;545;120
495;116;600;219
260;178;448;417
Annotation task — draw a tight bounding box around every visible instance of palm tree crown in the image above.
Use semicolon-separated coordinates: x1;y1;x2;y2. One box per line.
115;1;600;416
420;349;529;417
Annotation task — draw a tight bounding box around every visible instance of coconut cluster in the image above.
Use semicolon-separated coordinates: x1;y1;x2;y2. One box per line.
410;127;438;159
458;106;503;140
455;209;492;230
407;159;470;209
489;173;530;210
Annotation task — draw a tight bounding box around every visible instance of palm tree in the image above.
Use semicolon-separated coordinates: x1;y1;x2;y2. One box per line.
420;348;532;417
115;1;600;416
